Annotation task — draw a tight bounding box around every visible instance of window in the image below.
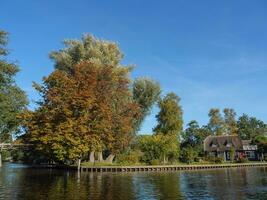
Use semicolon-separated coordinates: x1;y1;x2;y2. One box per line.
210;141;217;148
224;140;232;148
245;151;255;159
226;143;231;148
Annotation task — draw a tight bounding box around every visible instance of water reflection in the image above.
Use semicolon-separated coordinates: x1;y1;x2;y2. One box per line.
0;163;267;200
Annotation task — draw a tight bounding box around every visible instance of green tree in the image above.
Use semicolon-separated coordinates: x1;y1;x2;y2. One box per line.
138;135;162;164
154;93;183;136
208;108;225;135
254;135;267;160
132;78;161;133
223;108;238;135
182;120;200;146
138;134;179;165
181;121;210;159
153;92;183;163
237;114;267;140
50;34;124;73
229;147;235;163
0;30;28;142
180;146;198;164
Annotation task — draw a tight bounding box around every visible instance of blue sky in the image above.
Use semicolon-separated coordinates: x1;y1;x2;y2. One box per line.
1;0;267;133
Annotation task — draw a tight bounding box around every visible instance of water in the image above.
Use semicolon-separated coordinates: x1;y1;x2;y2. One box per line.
0;163;267;200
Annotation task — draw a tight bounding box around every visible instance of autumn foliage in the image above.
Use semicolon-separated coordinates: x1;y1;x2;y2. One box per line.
22;61;140;163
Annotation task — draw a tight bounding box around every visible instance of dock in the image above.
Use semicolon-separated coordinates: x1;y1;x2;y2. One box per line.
80;162;267;173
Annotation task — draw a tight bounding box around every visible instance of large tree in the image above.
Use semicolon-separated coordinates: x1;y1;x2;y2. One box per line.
208;108;225;135
22;62;140;163
153;92;183;163
49;34;159;160
181;121;210;159
0;30;28;142
182;120;200;147
237;114;267;140
154;93;183;136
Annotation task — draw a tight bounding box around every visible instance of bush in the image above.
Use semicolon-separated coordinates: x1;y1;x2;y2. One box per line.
138;134;179;165
11;149;25;162
151;159;160;165
204;155;224;164
115;150;143;165
214;157;224;163
2;150;11;161
180;146;198;164
194;157;201;162
236;157;248;163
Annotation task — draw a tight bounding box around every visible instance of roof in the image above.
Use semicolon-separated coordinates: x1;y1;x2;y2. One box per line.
241;140;252;146
204;135;243;152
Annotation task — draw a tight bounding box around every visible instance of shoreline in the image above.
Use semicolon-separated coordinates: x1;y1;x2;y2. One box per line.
26;162;267;172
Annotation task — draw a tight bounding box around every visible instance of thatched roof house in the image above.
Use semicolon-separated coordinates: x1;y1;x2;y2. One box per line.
204;135;258;160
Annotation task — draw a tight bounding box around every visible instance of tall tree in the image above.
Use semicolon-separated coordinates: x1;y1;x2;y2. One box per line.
237;114;267;140
132;78;161;133
208;108;225;135
223;108;238;135
22;62;140;163
181;121;210;159
153;92;183;163
49;34;159;160
182;120;200;147
51;35;160;134
154;93;183;136
0;30;28;142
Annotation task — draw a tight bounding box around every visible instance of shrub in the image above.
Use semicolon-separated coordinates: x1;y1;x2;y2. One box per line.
138;134;179;165
236;157;248;163
2;150;11;161
180;146;198;164
115;150;143;165
151;159;160;165
11;149;25;162
194;157;201;162
214;157;224;163
204;155;224;164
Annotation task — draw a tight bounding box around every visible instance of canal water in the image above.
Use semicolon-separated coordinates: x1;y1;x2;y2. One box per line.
0;163;267;200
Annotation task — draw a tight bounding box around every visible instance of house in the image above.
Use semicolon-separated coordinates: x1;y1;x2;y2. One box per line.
204;135;258;161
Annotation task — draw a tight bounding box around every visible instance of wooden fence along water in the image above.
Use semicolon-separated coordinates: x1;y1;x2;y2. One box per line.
79;162;267;173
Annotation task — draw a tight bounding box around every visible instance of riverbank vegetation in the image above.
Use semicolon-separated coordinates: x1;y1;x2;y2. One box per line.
0;29;267;166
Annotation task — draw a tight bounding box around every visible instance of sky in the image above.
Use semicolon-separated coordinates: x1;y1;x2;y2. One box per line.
1;0;267;133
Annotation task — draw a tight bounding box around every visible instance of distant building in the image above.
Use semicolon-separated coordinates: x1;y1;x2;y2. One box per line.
204;135;258;161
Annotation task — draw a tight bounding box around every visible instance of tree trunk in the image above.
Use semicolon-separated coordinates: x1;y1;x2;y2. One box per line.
105;154;115;163
77;158;81;171
97;151;103;162
163;153;166;165
89;151;95;163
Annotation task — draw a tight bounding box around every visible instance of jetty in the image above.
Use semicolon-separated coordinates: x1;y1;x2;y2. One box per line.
79;162;267;173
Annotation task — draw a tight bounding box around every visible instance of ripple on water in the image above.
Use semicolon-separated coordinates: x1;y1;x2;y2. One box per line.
0;164;267;200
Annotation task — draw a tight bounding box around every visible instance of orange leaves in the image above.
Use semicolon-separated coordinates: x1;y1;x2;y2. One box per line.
23;61;141;161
